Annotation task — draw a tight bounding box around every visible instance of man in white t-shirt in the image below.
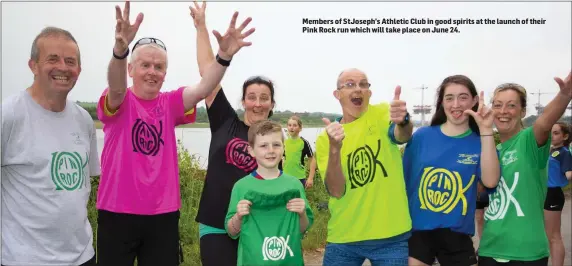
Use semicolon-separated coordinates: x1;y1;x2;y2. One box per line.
1;26;100;266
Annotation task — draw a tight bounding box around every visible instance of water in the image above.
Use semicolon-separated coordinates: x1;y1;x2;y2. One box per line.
96;127;326;169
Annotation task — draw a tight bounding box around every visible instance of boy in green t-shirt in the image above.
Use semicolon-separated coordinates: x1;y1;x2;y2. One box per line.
225;120;314;266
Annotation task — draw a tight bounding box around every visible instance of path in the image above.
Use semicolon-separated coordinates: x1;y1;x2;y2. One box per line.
303;197;572;266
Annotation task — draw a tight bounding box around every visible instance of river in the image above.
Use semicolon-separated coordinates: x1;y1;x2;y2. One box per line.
96;127;327;169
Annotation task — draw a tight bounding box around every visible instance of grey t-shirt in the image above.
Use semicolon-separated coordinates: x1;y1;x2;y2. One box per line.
1;91;101;265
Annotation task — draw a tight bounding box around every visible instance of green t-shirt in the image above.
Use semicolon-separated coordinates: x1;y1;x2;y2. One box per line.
283;137;313;179
315;103;412;243
225;172;314;266
479;127;551;261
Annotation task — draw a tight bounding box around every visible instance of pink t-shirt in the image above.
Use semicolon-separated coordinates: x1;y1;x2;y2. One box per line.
96;87;196;215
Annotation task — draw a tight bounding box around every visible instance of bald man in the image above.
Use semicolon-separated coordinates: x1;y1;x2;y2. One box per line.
315;68;413;265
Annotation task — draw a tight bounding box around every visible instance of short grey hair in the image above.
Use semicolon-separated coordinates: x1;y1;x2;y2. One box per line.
30;26;81;65
129;43;168;68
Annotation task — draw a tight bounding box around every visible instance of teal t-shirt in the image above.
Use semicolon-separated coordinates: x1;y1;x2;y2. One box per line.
479;127;551;261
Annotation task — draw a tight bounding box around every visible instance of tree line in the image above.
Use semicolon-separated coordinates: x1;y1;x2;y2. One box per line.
76;101;342;126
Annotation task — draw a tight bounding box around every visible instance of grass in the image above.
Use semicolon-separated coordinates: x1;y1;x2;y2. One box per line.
87;140;330;265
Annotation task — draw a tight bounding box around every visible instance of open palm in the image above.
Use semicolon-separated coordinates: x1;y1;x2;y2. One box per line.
555;71;572;98
213;12;255;59
115;1;143;51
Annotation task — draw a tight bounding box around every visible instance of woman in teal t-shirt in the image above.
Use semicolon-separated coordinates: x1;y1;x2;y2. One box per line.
478;71;571;266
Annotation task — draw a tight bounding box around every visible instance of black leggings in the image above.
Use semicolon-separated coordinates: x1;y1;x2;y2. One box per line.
200;233;239;266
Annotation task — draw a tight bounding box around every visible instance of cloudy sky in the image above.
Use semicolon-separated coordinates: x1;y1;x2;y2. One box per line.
2;1;571;121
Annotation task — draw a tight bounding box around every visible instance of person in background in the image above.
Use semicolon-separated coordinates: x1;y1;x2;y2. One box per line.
315;68;413;265
1;26;99;266
284;115;317;189
95;1;255;265
544;121;572;266
402;75;499;266
478;71;571;266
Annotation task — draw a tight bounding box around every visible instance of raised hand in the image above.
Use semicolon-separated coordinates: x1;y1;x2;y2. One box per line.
236;199;251;218
212;12;255;59
189;1;207;28
554;71;572;99
464;91;494;131
322;118;345;148
390;86;408;125
286;198;306;215
114;1;144;53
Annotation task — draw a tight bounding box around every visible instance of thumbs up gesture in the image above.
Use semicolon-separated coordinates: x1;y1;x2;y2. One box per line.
322;117;345;149
390;86;408;125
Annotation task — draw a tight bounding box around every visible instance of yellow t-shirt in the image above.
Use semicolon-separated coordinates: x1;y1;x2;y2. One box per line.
315;103;412;243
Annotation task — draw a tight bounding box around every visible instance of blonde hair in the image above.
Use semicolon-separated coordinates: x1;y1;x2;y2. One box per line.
288;115;303;128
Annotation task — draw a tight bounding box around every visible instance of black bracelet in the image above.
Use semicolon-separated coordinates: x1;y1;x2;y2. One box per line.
216;54;231;67
480;134;494;137
113;48;129;60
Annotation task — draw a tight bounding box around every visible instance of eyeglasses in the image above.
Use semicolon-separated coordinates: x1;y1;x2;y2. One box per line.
132;37;167;53
338;81;371;90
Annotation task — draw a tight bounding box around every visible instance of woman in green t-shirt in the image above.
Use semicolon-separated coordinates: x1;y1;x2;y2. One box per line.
478;71;571;266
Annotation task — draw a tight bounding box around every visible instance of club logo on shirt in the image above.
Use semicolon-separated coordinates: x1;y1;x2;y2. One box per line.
226;138;257;172
50;151;89;191
419;167;475;215
262;235;294;261
485;173;524;221
131;119;164;156
347;139;387;189
501;150;518;166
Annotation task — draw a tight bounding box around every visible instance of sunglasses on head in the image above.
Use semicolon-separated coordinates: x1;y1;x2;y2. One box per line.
132;37;167;53
495;83;527;94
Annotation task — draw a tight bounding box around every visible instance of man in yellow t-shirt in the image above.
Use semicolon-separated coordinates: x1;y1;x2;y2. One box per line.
315;68;413;266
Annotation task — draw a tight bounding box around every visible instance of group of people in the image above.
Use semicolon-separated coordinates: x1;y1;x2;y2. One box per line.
1;1;571;266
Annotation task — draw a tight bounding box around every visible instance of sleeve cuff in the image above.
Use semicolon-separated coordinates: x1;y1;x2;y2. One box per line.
388;123;406;145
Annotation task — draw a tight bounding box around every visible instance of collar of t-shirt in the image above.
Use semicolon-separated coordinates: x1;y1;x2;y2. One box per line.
251;170;283;180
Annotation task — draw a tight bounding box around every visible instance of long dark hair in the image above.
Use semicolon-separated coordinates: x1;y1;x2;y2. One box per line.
554;121;572;147
430;75;480;134
242;76;276;118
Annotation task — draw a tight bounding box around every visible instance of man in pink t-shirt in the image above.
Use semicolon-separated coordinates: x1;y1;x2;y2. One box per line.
95;2;256;265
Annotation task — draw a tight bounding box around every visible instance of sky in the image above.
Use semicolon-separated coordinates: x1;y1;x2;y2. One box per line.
2;1;571;122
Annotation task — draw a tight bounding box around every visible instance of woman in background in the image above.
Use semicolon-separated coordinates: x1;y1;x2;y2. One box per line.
544;121;572;266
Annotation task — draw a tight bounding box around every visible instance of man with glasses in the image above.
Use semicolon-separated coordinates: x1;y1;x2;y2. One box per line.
95;2;255;265
315;68;414;265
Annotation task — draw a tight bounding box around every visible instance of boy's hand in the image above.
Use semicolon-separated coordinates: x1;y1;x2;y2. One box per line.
237;200;252;218
286;198;306;215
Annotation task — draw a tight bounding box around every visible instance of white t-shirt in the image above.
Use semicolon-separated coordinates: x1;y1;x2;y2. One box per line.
1;91;101;265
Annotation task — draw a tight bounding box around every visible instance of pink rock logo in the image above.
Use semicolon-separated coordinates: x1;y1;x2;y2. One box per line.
225;138;257;172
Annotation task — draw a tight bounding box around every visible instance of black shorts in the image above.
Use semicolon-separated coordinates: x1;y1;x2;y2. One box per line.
409;228;477;266
200;233;239;266
96;210;183;266
478;256;548;266
477;192;490;209
544;187;565;211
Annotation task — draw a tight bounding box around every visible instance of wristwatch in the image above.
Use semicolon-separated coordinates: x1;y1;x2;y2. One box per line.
398;112;410;126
